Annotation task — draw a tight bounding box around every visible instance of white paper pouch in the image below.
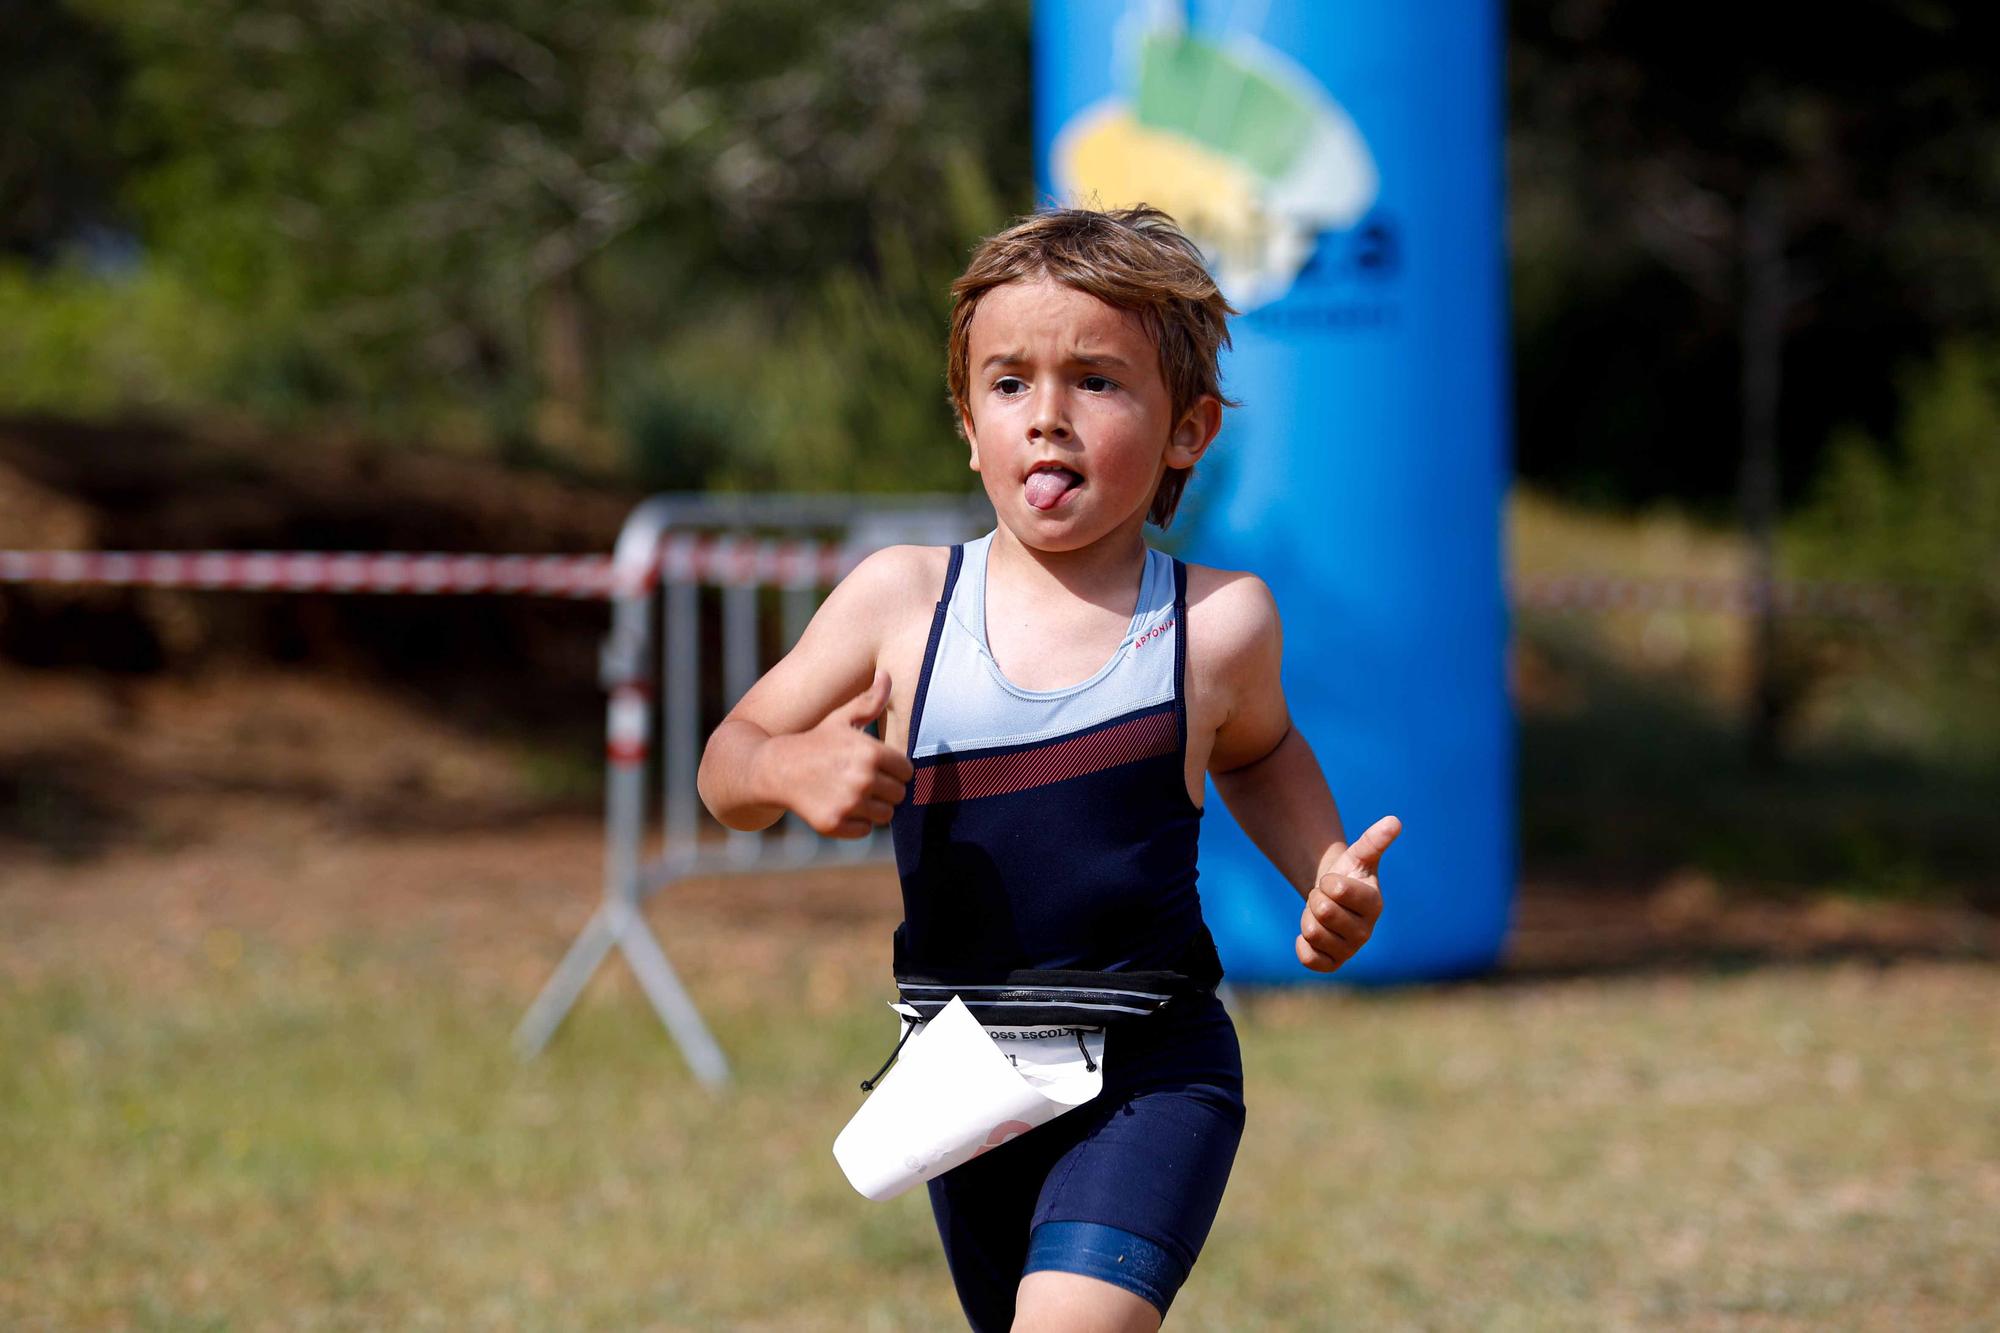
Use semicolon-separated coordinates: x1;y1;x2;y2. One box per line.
832;996;1105;1202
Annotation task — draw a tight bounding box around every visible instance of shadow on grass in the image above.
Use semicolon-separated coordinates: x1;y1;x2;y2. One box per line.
0;746;140;861
1518;618;2000;909
1496;879;1999;986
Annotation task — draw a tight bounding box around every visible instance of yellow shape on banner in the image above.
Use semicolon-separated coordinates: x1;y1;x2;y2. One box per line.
1057;104;1278;283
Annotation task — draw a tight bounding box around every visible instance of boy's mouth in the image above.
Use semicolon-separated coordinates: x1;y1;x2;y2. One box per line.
1023;462;1083;511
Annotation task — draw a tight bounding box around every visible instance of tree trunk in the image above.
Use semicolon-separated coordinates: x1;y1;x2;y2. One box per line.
536;262;606;468
1739;177;1787;769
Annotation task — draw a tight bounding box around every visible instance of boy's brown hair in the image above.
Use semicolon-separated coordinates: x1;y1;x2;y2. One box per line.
947;205;1238;530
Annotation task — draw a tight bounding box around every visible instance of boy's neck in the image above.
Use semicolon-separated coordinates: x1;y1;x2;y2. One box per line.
987;513;1150;606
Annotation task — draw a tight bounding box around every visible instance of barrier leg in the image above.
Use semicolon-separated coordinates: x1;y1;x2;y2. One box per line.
516;674;649;1060
613;900;732;1088
513;905;621;1059
512;899;731;1087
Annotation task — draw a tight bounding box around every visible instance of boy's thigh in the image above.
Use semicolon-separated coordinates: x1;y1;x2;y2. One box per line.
1032;1082;1245;1265
929;1126;1078;1330
1013;1270;1162;1333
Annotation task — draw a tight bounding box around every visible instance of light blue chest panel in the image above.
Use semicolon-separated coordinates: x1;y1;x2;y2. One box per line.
908;530;1181;761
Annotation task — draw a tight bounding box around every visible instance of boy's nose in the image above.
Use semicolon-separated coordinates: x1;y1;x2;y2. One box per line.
1028;394;1070;440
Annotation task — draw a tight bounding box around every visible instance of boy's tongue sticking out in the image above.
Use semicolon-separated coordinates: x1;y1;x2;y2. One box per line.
1024;466;1081;511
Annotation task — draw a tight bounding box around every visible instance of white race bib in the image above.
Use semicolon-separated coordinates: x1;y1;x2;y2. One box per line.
833;997;1106;1201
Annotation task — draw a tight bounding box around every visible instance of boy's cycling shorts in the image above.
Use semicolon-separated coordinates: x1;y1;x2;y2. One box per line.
925;995;1245;1330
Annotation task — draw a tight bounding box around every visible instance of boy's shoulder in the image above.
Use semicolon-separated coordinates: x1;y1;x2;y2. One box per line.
847;541;953;588
831;542;954;618
1180;559;1281;654
1178;560;1285;731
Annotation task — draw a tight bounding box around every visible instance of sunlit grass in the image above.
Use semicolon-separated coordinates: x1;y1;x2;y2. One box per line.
4;927;1994;1329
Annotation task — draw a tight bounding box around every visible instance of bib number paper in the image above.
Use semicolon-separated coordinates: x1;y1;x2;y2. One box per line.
833;996;1106;1201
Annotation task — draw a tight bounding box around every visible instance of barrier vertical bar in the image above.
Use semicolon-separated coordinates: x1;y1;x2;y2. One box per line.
780;589;816;651
720;536;761;866
780;547;821;859
836;538;879;863
664;574;700;864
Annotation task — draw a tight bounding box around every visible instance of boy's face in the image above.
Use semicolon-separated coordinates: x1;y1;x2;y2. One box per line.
960;278;1218;552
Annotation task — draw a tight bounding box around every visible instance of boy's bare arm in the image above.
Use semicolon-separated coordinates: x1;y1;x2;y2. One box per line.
1203;573;1397;972
696;547;923;837
1203;575;1345;890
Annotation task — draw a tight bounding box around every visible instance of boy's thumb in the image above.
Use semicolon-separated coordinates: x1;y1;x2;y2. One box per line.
844;669;891;728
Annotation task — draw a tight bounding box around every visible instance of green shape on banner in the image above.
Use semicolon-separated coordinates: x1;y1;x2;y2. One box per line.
1134;32;1314;180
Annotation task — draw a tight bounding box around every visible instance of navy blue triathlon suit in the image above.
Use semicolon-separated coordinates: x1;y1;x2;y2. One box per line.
888;531;1245;1330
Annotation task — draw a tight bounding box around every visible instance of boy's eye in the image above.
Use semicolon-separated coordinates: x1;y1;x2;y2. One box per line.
994;376;1027;396
1080;375;1114;392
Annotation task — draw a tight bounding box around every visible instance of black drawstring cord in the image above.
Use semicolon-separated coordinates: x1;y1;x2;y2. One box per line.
859;1016;920;1092
1074;1028;1097;1073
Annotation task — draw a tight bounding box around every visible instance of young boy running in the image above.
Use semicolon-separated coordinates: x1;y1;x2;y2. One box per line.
697;206;1399;1332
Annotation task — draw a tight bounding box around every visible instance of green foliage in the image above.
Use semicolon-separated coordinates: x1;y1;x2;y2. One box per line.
613;372;747;494
748;250;966;493
0;255;238;417
1509;3;2000;507
8;0;2000;518
739;159;1004;494
50;0;1032;462
609;152;1008;494
1788;340;2000;755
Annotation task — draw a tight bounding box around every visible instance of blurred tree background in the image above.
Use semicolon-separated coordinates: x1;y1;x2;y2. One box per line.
2;0;1029;487
7;0;1994;507
1510;1;2000;774
2;0;1997;877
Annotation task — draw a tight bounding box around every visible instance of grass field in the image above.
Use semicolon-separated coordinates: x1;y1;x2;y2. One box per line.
4;815;1995;1331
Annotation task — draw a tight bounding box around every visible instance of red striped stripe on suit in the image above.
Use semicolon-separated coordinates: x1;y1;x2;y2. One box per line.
909;708;1177;807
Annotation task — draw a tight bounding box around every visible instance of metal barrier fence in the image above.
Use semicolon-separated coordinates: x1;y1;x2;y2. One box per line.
507;493;995;1085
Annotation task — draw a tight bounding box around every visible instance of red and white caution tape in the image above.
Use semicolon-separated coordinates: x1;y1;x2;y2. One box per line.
0;536;859;600
652;534;851;591
0;548;1918;620
0;549;622;598
1507;574;1916;621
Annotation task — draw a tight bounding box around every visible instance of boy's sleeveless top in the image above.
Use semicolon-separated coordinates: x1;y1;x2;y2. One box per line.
889;530;1221;984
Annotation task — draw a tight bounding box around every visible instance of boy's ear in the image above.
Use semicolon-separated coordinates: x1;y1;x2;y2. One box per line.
961;411;980;472
1165;395;1223;470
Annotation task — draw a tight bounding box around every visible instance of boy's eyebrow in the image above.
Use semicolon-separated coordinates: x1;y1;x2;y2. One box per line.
978;350;1133;372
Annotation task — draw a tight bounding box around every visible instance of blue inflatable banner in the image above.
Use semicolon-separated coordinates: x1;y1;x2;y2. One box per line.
1035;1;1513;983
